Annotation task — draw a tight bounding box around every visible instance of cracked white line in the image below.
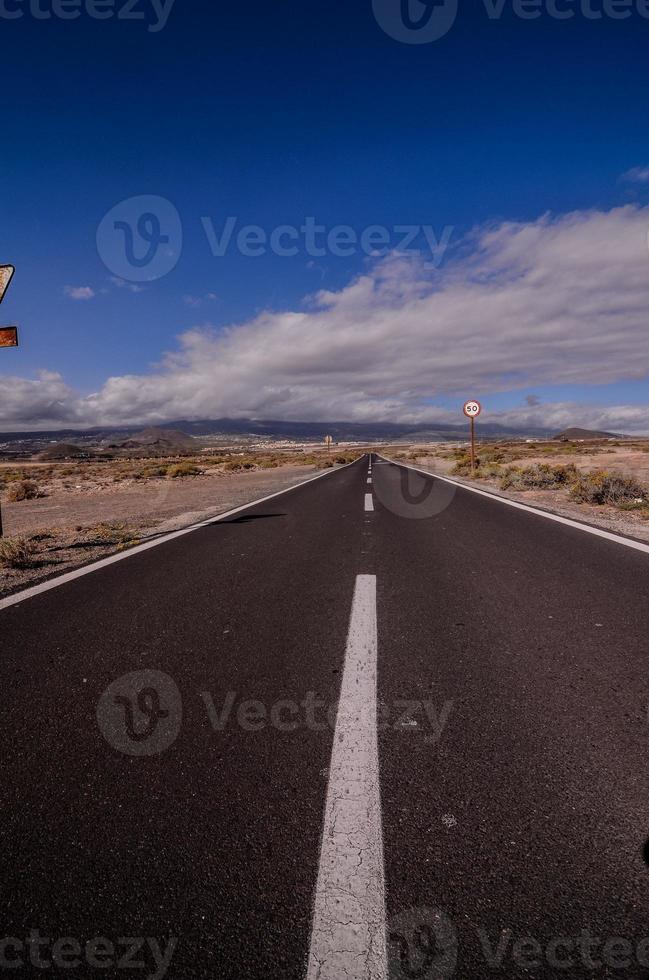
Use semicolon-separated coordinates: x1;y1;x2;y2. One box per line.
306;575;386;980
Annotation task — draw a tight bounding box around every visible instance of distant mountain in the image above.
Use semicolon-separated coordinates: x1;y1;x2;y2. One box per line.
105;426;196;455
553;427;619;441
1;416;556;445
151;417;554;441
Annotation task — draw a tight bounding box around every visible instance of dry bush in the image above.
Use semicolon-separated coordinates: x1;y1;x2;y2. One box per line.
167;462;202;478
0;537;37;568
499;463;578;491
569;471;647;506
6;479;44;502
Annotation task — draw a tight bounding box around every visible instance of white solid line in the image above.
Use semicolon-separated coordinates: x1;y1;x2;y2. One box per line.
378;455;649;557
365;493;374;512
306;574;386;980
0;460;359;613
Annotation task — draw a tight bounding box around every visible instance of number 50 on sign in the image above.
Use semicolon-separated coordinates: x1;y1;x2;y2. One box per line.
463;400;481;418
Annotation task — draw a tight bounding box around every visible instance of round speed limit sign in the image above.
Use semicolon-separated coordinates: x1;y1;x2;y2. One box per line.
463;400;481;418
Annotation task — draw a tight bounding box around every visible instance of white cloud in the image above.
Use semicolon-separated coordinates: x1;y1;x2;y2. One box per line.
110;277;146;294
622;166;649;184
183;293;218;308
64;286;95;301
4;204;649;433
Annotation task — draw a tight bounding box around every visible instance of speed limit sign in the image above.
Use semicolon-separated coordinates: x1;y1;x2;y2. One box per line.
463;400;481;418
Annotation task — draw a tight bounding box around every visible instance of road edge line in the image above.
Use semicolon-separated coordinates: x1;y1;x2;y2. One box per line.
379;455;649;556
0;457;364;612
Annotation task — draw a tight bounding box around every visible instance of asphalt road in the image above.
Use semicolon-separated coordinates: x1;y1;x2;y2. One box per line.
2;454;649;979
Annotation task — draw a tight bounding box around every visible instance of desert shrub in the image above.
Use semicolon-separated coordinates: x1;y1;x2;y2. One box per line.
0;537;37;568
259;459;278;469
451;455;475;476
480;462;504;478
6;479;43;502
167;463;201;478
499;463;578;492
569;471;647;506
317;459;334;469
618;501;649;514
83;522;135;545
223;461;242;472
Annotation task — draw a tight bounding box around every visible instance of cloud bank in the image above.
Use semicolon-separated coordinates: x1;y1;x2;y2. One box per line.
3;204;649;432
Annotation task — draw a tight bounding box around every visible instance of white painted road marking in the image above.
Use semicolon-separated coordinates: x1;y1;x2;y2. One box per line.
0;460;360;612
367;477;372;485
365;493;374;512
379;455;649;557
306;575;386;980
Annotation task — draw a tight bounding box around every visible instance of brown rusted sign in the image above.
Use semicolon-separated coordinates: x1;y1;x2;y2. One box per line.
0;326;18;347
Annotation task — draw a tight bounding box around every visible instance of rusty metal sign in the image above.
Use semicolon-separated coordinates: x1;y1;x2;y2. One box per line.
0;326;18;347
0;265;15;305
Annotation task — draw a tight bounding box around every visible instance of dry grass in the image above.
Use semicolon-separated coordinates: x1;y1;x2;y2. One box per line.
0;537;37;568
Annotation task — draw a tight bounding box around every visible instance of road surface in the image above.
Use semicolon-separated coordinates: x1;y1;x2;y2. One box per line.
2;454;649;979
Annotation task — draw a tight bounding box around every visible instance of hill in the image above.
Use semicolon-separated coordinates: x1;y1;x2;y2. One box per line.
106;427;197;456
35;442;93;461
553;427;619;441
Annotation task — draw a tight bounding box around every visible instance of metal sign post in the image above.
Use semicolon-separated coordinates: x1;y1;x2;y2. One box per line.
0;265;18;538
463;400;482;474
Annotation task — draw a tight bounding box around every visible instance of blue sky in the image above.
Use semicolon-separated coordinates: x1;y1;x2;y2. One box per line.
2;0;649;429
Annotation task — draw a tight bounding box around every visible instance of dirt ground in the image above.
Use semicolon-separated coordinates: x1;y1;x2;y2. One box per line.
511;448;649;482
0;463;322;598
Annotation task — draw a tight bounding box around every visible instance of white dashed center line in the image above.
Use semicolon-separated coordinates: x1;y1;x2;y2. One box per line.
365;493;374;512
306;575;386;980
